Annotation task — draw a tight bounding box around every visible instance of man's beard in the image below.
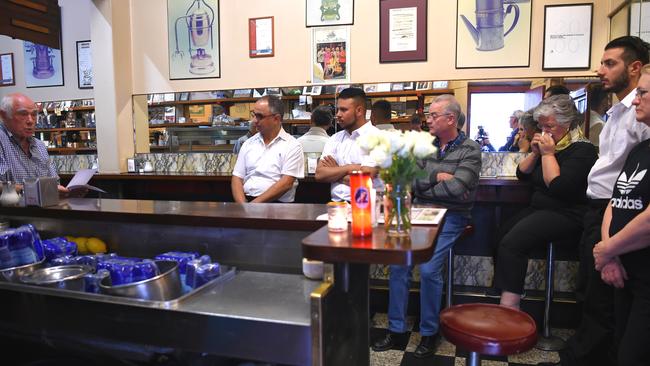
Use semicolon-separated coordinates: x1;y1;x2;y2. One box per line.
604;71;630;94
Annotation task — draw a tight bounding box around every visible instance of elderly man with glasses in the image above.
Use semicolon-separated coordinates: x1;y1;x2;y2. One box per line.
0;93;72;196
373;94;481;358
231;95;304;203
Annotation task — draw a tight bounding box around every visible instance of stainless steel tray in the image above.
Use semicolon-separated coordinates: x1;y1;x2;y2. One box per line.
0;265;236;310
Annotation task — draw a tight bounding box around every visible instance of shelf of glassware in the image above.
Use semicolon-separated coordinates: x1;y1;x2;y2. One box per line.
35;127;97;155
146;89;453;108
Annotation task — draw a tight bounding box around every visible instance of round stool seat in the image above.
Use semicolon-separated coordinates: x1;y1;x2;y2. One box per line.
440;303;537;356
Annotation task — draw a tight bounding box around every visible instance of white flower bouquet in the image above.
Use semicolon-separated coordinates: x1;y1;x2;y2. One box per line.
357;129;438;235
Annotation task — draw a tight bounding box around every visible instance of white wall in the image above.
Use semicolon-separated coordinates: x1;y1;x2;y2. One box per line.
0;0;610;100
0;0;94;102
130;0;608;94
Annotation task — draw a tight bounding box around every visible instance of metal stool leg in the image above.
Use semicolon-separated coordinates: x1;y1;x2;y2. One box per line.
467;351;480;366
446;247;453;308
536;242;566;351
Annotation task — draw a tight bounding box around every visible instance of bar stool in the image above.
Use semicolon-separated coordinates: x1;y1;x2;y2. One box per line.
440;303;537;366
445;225;474;308
536;242;566;351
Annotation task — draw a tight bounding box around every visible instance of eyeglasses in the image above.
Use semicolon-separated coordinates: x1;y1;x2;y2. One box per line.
637;88;649;99
14;109;38;119
425;113;452;120
250;111;277;121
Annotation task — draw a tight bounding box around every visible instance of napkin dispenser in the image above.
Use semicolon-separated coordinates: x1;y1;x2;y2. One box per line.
24;177;59;207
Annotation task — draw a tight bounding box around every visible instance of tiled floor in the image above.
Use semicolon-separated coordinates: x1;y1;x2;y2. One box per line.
370;313;572;366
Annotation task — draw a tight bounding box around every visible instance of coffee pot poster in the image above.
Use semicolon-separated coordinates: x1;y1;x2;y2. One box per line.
456;0;532;69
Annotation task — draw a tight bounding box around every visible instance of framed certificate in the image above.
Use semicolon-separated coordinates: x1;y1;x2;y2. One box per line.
0;53;15;87
380;0;427;63
542;4;593;70
249;17;274;58
76;40;93;89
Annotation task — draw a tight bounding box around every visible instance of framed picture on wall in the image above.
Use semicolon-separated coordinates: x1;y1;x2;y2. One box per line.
542;4;593;70
167;0;221;80
630;1;650;42
249;16;274;58
455;0;532;69
306;0;354;27
312;26;350;84
76;40;93;89
0;53;15;87
23;41;64;88
379;0;427;63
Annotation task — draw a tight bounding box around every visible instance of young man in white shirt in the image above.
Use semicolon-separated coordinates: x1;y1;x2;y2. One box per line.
547;36;650;366
231;96;304;203
315;88;378;202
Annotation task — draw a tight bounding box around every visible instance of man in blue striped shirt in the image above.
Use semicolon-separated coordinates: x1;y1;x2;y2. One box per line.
0;93;69;194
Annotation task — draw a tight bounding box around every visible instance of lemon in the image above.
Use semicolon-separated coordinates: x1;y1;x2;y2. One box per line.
86;237;107;254
74;237;89;254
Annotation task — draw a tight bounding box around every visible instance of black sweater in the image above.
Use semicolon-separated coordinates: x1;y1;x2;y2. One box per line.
516;141;598;212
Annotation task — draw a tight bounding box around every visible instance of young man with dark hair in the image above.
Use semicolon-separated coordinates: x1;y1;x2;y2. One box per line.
541;35;650;366
316;88;378;201
370;99;394;130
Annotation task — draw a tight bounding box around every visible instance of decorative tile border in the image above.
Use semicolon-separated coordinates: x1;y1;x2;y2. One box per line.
52;152;529;176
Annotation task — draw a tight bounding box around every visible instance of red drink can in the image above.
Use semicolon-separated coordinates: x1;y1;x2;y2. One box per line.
349;170;372;237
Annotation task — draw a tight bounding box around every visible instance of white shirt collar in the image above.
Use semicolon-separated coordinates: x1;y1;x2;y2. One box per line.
608;88;637;116
346;120;374;138
250;127;292;145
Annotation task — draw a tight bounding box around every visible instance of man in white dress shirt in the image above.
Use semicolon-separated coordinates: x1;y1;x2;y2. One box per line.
548;36;650;366
231;96;304;203
297;105;332;153
316;88;378;201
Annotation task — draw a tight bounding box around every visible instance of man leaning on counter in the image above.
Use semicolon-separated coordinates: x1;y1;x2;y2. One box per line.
0;93;74;196
231;95;305;203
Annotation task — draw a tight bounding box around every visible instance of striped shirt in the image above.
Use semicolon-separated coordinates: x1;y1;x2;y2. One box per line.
413;132;482;216
0;123;58;183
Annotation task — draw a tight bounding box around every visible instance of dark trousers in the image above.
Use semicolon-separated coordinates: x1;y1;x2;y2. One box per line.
494;207;583;295
615;276;650;366
564;200;615;366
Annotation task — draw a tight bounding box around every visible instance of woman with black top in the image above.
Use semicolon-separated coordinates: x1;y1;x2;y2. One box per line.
593;65;650;366
494;95;598;309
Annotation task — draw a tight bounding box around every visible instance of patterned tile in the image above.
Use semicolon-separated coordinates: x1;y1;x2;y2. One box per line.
51;154;96;173
370;255;578;293
480;152;528;177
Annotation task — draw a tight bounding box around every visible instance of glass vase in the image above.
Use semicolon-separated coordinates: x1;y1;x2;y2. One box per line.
383;183;412;237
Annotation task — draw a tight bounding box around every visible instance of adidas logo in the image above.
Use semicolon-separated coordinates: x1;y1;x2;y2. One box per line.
610;197;643;210
612;164;646;210
616;163;647;195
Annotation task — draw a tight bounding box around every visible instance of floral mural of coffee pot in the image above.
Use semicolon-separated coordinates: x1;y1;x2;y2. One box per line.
460;0;530;51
